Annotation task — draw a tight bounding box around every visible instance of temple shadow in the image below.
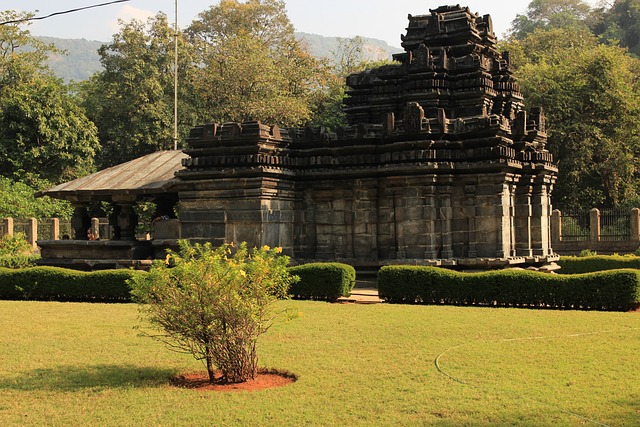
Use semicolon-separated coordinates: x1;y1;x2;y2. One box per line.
0;364;176;391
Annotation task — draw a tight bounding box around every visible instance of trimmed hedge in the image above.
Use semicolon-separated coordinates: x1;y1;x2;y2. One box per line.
377;266;640;311
558;255;640;274
0;267;143;302
288;263;356;301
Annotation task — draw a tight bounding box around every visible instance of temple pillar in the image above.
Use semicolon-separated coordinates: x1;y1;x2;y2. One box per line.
71;203;91;240
514;183;533;257
531;183;551;256
424;184;438;259
495;183;512;258
113;200;138;241
109;204;122;240
438;184;453;259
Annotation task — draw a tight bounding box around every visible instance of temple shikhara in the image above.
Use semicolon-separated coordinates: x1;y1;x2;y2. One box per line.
40;5;558;269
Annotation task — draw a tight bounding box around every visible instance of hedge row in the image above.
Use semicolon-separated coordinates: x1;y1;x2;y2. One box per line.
377;266;640;311
557;255;640;274
288;263;356;301
0;267;139;302
0;263;356;303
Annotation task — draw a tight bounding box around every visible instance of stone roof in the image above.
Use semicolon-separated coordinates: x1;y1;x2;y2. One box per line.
41;150;188;201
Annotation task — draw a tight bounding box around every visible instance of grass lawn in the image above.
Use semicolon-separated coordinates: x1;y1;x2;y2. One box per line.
0;300;638;426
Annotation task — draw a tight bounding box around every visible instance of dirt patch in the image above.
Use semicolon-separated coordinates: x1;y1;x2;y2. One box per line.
170;368;297;392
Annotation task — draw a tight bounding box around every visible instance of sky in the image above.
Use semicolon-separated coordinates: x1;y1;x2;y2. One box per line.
2;0;600;47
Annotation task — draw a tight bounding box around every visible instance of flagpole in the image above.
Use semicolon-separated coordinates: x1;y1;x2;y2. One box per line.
173;0;178;150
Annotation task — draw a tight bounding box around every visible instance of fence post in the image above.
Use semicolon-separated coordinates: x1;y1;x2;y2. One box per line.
3;218;14;237
551;209;562;244
50;218;60;241
590;208;600;244
631;208;640;243
90;217;100;240
26;217;37;249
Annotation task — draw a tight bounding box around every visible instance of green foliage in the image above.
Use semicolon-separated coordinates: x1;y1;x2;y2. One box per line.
129;240;296;384
578;249;598;257
0;266;138;301
509;0;593;40
377;265;640;311
503;26;640;209
78;13;197;168
558;254;640;274
0;232;39;268
592;0;640;57
186;0;329;127
0;11;99;184
288;262;355;301
0;177;72;220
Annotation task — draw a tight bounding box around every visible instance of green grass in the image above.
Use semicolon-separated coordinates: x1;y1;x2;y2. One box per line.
0;301;639;426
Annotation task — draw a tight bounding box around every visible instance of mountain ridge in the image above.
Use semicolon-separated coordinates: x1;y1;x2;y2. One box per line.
38;33;402;83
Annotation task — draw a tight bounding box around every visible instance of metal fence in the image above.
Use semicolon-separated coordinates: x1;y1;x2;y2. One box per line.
559;209;590;241
600;208;631;241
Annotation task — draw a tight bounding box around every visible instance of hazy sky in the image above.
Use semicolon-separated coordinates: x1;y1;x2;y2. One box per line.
2;0;600;47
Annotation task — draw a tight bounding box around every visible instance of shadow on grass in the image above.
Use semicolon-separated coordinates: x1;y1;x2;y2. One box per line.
0;364;176;391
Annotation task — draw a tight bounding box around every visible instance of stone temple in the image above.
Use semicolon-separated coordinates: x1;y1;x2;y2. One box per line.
40;5;558;269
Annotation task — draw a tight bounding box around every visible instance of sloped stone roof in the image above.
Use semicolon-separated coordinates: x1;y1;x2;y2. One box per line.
41;150;188;201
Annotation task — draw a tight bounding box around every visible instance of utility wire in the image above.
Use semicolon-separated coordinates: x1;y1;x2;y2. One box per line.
0;0;132;26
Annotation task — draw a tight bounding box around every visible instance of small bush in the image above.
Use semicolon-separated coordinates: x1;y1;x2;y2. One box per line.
129;241;296;384
288;263;356;301
0;232;40;268
558;254;640;274
0;266;139;302
377;266;640;311
579;249;598;257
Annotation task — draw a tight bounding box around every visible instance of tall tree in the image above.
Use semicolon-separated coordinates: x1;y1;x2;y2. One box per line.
79;13;198;168
502;27;640;208
592;0;640;57
186;0;327;126
0;11;99;184
509;0;593;39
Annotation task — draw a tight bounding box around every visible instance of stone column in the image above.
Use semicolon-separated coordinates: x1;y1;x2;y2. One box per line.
530;183;551;256
116;202;138;241
464;185;477;258
590;208;600;245
26;218;37;248
631;208;640;243
3;218;13;237
71;203;91;240
438;185;453;259
551;209;562;245
90;217;100;240
495;183;512;258
424;184;438;259
393;190;406;259
50;218;60;241
514;183;533;257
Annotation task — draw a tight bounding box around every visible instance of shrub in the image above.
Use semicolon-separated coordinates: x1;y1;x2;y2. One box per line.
558;254;640;274
0;232;40;268
377;266;640;311
579;249;598;257
129;241;296;384
288;263;355;301
0;266;138;302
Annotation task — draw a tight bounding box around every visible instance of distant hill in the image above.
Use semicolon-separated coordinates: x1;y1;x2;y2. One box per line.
38;36;104;83
38;33;402;83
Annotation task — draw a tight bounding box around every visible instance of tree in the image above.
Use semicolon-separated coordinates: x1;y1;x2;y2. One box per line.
309;36;393;129
129;241;296;384
186;0;328;126
0;11;99;184
592;0;640;57
502;27;640;208
509;0;593;39
79;13;200;169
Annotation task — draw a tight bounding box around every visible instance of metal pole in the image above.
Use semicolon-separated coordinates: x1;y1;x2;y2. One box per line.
173;0;178;151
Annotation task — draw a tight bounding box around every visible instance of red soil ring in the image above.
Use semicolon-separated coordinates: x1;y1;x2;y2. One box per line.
170;368;297;392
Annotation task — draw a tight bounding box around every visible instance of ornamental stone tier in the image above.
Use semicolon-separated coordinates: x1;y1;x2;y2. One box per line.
39;5;558;269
